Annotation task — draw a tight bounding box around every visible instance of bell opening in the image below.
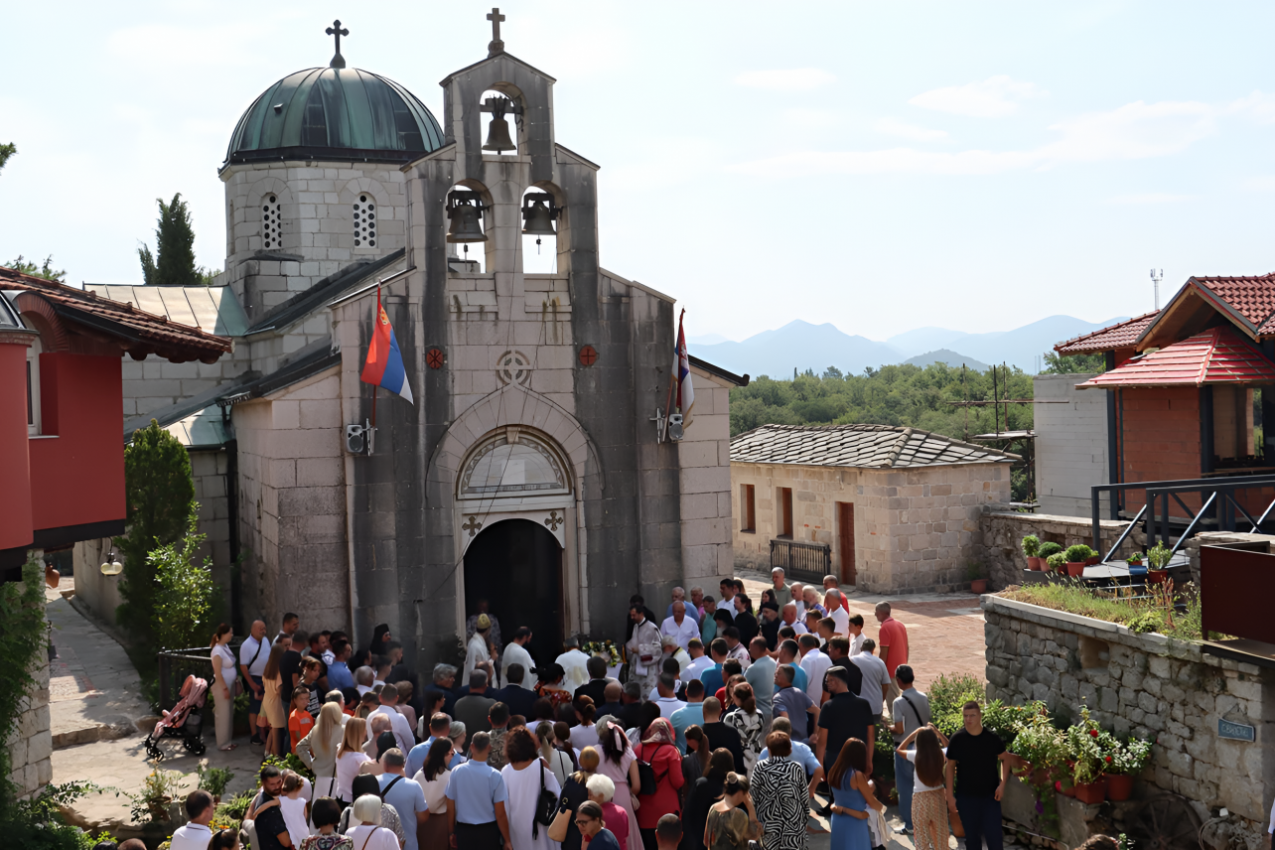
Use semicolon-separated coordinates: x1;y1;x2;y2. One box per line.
480;91;520;155
521;189;560;274
447;185;488;273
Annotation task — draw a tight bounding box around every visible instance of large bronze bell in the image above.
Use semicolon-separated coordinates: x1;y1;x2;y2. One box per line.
521;193;558;236
446;191;487;243
482;97;517;152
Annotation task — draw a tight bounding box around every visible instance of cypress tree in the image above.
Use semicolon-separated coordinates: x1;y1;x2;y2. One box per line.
138;193;201;286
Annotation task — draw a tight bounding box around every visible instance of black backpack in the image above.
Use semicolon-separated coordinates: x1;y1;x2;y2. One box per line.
637;742;671;796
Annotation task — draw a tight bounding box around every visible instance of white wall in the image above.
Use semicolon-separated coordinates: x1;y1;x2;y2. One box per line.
1034;373;1111;518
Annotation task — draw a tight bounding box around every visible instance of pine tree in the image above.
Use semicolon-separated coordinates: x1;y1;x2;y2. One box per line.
0;143;15;174
138;193;202;286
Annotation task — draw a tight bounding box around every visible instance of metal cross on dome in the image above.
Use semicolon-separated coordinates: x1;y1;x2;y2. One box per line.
487;8;506;57
326;20;349;69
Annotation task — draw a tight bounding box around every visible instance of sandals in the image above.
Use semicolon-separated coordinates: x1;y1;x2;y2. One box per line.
220;743;238;751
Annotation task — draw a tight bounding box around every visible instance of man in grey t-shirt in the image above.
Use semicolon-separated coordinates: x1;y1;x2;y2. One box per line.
889;664;931;835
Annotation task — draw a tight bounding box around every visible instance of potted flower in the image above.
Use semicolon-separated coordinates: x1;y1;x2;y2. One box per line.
1126;552;1143;568
1105;737;1152;801
1046;553;1067;573
1021;535;1042;570
967;561;989;594
1066;708;1107;804
1146;542;1172;584
1063;545;1093;578
1037;542;1063;571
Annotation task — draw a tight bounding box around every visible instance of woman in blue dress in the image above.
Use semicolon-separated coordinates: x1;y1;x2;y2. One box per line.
826;738;884;850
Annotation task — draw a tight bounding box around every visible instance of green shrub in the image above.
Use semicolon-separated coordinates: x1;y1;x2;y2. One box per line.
1063;544;1093;563
216;790;254;821
1037;542;1063;558
1021;535;1041;557
1147;542;1173;569
1046;553;1067;570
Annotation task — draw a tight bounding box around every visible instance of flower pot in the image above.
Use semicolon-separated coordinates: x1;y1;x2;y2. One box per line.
1106;773;1133;801
971;578;989;594
44;564;60;589
1147;569;1168;585
1027;556;1042;571
1085;556;1101;566
1074;778;1106;804
1064;561;1086;577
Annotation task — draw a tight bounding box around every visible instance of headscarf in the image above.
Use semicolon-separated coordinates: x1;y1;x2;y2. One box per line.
369;624;392;657
642;717;676;747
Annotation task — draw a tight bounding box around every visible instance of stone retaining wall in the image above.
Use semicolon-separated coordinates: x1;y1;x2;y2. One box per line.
982;594;1275;827
5;652;52;798
980;511;1145;589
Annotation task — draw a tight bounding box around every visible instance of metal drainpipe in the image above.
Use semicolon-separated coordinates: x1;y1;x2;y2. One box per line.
220;401;243;635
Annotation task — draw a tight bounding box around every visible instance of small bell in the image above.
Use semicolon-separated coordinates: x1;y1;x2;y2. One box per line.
482;97;517;152
446;191;487;243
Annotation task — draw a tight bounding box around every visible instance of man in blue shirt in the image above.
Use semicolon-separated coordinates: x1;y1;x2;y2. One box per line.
325;642;354;690
406;713;464;778
378;749;428;850
772;664;819;743
698;639;729;697
445;731;510;850
777;640;808;692
669;680;706;753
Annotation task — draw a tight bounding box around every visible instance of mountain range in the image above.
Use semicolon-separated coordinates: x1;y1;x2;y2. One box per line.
688;315;1127;379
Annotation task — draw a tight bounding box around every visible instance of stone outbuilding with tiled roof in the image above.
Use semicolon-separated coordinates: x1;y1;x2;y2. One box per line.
730;424;1017;593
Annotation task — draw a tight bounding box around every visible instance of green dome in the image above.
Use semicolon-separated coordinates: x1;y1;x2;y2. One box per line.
226;67;444;165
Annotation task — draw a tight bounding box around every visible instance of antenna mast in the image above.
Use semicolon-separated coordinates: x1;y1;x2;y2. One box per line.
1150;268;1163;310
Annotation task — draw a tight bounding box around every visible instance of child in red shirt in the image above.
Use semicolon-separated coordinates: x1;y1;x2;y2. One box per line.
288;687;314;750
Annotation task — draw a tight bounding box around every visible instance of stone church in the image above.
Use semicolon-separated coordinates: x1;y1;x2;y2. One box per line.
78;13;744;666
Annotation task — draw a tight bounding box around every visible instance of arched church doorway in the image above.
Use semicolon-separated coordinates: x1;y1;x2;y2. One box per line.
463;519;563;675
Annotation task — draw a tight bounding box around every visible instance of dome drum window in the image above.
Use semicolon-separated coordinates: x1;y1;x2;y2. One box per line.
261;195;281;249
353;195;377;249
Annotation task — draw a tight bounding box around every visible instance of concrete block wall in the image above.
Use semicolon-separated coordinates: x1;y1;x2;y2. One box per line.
5;650;51;799
731;461;1009;593
120;347;251;422
979;511;1144;590
1034;373;1111;517
232;374;350;631
983;594;1275;828
678;368;735;583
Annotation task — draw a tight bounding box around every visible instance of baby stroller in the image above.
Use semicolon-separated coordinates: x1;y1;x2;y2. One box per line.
145;674;208;760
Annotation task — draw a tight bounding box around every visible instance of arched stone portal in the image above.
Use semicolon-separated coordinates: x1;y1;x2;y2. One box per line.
463;519;563;669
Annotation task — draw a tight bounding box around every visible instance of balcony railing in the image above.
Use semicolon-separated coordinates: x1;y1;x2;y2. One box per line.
769;539;831;584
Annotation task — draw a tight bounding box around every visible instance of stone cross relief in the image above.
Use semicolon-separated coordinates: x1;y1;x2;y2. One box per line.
544;510;563;532
487;8;506;56
463;515;484;538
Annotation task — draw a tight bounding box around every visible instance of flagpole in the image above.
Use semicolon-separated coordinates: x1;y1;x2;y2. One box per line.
370;287;380;448
661;308;684;442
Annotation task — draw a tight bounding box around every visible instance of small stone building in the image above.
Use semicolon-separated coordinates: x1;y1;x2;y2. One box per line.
731;424;1016;593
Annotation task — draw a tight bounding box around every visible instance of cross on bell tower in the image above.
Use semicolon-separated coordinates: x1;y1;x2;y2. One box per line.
487;8;506;57
326;20;349;68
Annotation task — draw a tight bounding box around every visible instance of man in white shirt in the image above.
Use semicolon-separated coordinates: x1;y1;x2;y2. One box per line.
556;636;593;691
789;583;805;619
661;601;700;650
825;589;851;635
683;638;714;683
797;633;832;706
372;687;416;754
847;614;866;656
464;614;494;684
653;673;687;718
169;790;215;850
665;587;700;625
780;602;809;635
501;627;536;690
238;619;269;746
850;639;893;721
716;578;738;619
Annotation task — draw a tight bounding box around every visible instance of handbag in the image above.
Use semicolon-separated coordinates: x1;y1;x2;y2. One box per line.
547;794;573;843
637;742;669;796
531;760;559;838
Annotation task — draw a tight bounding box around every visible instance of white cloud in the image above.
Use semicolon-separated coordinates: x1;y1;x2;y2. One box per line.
1105;193;1193;205
734;68;836;92
873;117;949;142
728;97;1230;177
909;75;1044;117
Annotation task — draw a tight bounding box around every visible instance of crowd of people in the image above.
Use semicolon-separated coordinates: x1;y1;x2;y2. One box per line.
167;570;1019;850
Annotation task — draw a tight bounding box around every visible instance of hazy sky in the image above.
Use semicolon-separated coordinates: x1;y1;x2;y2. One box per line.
5;2;1275;340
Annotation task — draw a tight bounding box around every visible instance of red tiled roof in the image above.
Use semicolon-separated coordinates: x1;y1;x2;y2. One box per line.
1191;274;1275;329
1055;311;1159;355
0;266;233;363
1076;326;1275;389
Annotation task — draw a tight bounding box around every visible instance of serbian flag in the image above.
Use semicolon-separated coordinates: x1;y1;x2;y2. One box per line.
360;289;413;404
674;309;694;415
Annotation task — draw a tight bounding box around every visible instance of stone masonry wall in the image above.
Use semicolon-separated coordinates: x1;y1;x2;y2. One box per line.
983;595;1275;824
980;511;1145;590
6;652;51;798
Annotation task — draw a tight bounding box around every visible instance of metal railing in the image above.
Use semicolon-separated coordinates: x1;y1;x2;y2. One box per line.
157;646;223;712
770;539;831;584
1091;474;1275;563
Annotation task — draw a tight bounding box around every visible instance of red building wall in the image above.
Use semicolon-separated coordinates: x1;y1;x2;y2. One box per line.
27;353;125;534
0;342;34;550
1120;387;1202;513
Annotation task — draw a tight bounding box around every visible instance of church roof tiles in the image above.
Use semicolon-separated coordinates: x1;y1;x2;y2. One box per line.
1054;311;1159;355
730;423;1018;469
